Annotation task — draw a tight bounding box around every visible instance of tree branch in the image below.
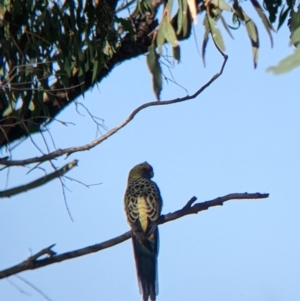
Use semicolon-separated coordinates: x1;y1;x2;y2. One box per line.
0;192;268;278
0;54;228;167
0;160;78;198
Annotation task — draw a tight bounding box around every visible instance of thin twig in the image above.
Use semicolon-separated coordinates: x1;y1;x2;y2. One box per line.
64;175;102;188
15;275;53;301
0;55;228;167
6;278;31;295
58;176;74;222
0;160;78;198
0;192;268;278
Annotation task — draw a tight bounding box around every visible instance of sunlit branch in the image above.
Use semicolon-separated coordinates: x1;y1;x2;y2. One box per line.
0;192;268;278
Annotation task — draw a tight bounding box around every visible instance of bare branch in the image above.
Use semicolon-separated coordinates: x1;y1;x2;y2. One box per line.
0;192;268;279
0;55;228;167
0;160;78;198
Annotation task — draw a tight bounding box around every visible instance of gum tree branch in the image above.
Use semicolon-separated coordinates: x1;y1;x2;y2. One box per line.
0;192;268;278
0;54;228;167
0;160;78;198
0;0;196;147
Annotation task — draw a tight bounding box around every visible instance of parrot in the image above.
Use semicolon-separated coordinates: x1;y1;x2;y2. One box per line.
124;162;163;301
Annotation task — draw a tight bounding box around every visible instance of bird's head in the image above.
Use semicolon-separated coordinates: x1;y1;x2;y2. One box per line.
128;162;154;179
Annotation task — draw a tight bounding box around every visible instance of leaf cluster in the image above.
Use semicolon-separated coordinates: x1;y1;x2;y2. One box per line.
0;0;296;148
0;0;122;136
147;0;277;98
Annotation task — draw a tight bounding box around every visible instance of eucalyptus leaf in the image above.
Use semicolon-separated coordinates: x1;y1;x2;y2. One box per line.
206;13;226;52
291;26;300;46
277;6;290;31
243;11;259;68
163;21;178;47
202;30;209;67
250;0;274;47
267;47;300;74
182;0;189;37
211;0;232;12
289;5;300;34
147;43;162;100
157;25;165;55
177;0;183;35
172;46;180;62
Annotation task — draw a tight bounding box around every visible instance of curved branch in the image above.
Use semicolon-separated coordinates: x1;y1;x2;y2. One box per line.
0;160;78;198
0;55;228;167
0;192;268;279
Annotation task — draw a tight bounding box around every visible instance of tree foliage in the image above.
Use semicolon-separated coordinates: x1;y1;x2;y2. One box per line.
0;0;298;148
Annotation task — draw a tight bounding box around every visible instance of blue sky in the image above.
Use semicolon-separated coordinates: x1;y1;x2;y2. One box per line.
1;4;300;301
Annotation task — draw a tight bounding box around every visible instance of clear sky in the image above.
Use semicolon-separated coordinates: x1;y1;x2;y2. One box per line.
1;4;300;301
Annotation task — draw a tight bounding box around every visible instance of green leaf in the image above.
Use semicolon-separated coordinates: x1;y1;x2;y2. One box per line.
267;47;300;74
64;56;71;77
289;5;300;34
147;43;162;100
291;27;300;46
182;0;188;37
92;58;99;84
165;0;173;15
2;99;16;117
233;0;259;67
177;0;183;35
206;13;226;52
157;25;165;55
250;0;274;47
211;0;232;12
244;12;259;68
163;20;178;47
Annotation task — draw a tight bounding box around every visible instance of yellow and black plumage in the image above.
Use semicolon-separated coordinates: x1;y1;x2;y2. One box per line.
124;162;163;301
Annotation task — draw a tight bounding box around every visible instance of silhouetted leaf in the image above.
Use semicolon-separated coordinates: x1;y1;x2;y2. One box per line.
263;0;282;23
172;46;180;62
202;30;209;67
233;0;259;68
250;0;274;47
277;6;290;31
